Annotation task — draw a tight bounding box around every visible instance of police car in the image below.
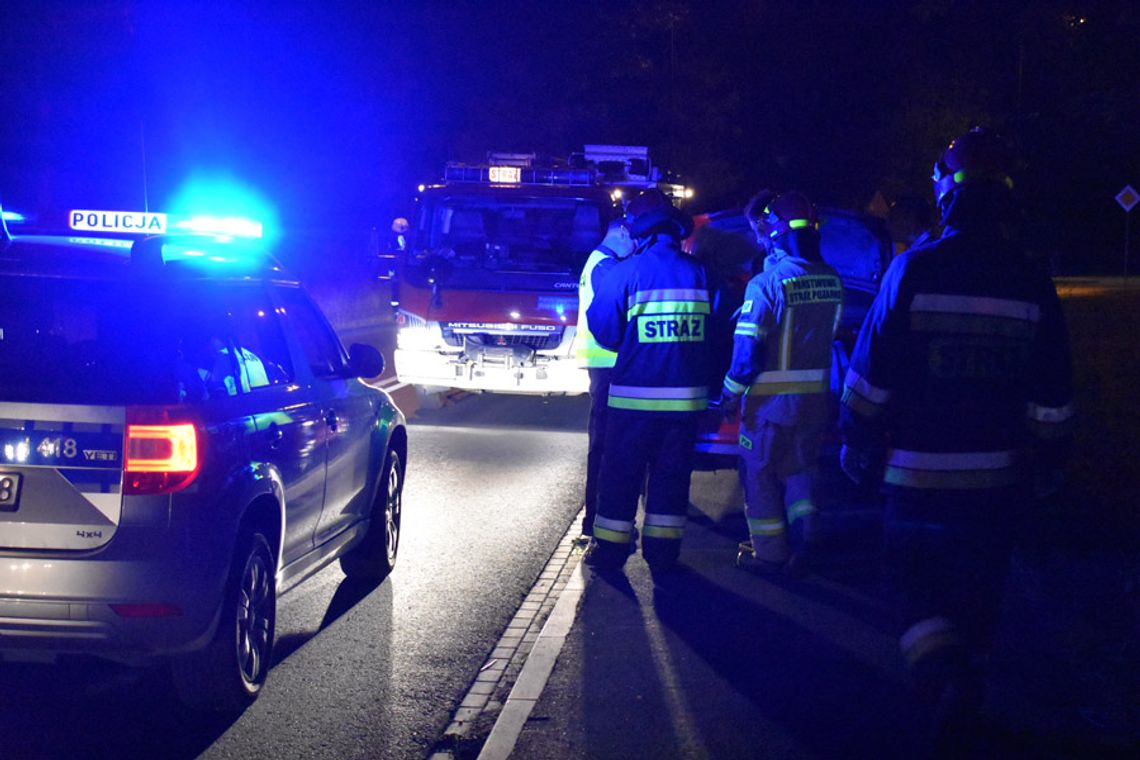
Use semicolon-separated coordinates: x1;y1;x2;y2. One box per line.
0;206;407;710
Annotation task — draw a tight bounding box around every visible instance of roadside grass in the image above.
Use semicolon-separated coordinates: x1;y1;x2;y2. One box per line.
1016;282;1140;742
1052;284;1139;547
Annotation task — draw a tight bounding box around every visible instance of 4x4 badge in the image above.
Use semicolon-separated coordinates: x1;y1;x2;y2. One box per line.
0;472;21;511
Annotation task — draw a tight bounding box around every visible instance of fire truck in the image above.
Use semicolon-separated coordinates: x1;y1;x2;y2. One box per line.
389;146;690;396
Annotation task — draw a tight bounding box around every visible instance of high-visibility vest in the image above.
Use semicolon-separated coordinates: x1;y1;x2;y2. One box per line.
576;248;619;368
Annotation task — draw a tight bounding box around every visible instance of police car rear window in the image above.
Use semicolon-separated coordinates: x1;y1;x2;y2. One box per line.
0;276;290;405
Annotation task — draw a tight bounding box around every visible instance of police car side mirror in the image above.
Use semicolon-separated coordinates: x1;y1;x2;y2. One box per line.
346;343;384;380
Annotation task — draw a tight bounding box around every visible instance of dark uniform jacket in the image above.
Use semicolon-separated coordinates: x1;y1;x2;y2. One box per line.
587;237;713;412
840;198;1074;491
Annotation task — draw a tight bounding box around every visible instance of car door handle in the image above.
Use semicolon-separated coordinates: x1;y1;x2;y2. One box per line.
267;423;284;450
325;410;339;432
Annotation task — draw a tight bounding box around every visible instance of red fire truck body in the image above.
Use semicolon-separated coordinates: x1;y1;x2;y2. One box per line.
392;147;688;395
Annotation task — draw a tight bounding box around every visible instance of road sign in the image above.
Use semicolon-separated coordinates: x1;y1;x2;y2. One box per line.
1119;186;1137;278
1117;185;1138;213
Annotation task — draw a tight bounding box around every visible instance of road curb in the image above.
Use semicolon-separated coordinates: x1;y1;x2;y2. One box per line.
429;509;588;760
477;552;586;760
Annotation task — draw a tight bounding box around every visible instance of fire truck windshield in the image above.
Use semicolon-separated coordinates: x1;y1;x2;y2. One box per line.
413;195;607;279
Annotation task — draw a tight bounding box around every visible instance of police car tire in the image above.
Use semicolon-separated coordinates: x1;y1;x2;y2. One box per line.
340;449;402;582
171;531;276;712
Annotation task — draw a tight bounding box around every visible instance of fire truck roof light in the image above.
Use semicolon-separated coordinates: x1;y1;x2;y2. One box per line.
489;166;522;184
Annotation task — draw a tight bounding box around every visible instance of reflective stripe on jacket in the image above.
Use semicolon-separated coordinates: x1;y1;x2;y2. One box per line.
576;248;620;368
840;225;1075;490
723;255;842;425
586;237;713;413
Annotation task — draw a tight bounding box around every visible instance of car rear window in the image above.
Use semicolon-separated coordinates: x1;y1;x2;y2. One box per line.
0;275;289;406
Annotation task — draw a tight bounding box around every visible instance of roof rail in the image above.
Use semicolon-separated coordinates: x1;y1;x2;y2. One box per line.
129;233;283;273
130;234;184;269
486;151;537;167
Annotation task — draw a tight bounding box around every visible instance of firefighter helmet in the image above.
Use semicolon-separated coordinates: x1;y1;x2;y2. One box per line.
626;188;693;240
744;188;779;239
932;127;1014;208
762;191;819;240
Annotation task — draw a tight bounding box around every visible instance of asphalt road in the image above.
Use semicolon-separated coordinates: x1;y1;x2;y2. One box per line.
1;392;591;760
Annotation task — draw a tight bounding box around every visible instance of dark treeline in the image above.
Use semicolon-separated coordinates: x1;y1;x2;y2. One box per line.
1;1;1136;272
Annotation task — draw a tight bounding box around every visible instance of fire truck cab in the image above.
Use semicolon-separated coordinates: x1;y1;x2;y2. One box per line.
391;146;689;395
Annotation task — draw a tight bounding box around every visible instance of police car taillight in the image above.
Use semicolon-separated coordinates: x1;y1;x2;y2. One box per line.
124;410;201;495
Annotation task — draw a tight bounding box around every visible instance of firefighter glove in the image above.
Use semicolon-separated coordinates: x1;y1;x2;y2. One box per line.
1033;466;1066;501
719;393;741;423
840;444;872;486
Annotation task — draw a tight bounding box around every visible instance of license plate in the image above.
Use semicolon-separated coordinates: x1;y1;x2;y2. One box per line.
0;472;21;511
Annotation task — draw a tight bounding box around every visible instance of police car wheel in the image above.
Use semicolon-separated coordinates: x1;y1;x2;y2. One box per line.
172;531;277;712
341;449;402;582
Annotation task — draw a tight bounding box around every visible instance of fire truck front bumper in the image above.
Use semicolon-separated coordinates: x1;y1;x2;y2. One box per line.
394;348;589;395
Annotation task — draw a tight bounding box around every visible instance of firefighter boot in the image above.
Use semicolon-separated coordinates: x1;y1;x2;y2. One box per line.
584;529;637;572
785;510;821;579
912;644;984;757
735;542;787;576
932;670;984;758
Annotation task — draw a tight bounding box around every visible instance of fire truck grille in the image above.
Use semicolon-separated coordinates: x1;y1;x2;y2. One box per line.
441;328;563;351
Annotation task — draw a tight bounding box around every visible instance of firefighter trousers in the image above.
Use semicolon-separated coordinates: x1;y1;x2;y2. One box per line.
885;486;1025;697
738;418;824;563
591;409;699;568
582;367;613;537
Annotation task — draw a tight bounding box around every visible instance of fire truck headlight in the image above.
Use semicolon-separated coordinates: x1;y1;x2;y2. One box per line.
397;324;442;350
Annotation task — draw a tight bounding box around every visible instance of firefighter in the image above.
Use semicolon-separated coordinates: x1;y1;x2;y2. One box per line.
743;188;779;275
584;189;711;573
887;193;936;256
719;191;843;576
390;217;410;252
576;216;635;540
839;127;1075;750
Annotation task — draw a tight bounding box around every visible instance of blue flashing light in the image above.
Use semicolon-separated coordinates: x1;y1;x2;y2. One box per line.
2;210;26;223
164;174;280;247
173;215;264;239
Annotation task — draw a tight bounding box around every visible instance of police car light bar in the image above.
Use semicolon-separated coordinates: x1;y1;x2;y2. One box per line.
65;209;263;239
0;200;26;241
172;215;263;239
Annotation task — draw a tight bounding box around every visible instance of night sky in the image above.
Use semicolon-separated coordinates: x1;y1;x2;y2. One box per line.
2;1;1137;270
